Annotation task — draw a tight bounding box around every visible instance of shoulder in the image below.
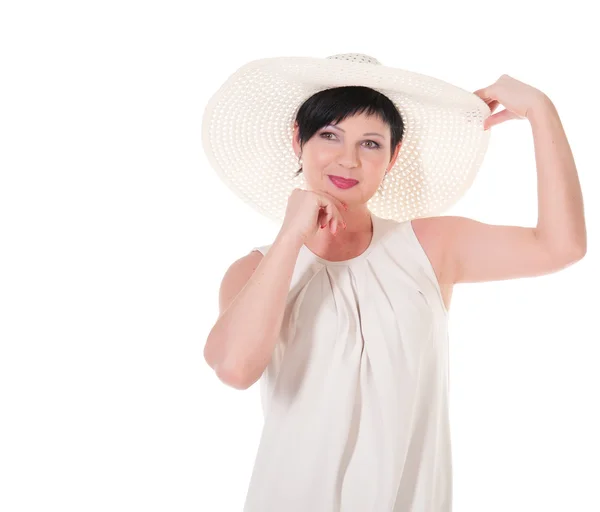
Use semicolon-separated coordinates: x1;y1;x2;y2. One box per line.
225;250;264;275
409;216;455;285
218;250;264;314
377;215;454;242
410;215;456;239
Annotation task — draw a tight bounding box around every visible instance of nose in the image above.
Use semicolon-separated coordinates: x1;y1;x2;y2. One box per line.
337;144;359;169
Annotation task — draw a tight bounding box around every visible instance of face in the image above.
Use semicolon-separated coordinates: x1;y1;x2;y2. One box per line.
293;112;401;206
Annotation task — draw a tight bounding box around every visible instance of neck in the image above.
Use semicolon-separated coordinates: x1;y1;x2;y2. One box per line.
319;205;373;243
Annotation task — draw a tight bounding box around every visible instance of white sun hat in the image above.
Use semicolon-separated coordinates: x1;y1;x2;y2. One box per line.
201;53;492;223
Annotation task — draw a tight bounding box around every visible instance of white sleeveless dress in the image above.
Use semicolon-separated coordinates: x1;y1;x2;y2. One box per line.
244;213;452;511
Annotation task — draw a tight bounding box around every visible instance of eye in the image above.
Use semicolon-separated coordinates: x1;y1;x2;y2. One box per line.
364;140;381;149
320;132;380;149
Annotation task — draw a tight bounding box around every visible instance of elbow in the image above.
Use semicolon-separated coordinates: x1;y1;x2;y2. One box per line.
215;361;257;390
204;341;258;391
568;229;587;261
563;241;587;265
545;239;587;268
574;242;587;260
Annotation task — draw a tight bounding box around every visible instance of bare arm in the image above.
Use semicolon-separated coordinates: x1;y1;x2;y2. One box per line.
204;187;347;390
441;96;586;285
204;230;304;390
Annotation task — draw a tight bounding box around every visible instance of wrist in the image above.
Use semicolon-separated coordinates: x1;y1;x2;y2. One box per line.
275;228;306;250
526;93;556;125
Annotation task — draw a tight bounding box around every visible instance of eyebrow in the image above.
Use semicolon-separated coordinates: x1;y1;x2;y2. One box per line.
324;125;386;139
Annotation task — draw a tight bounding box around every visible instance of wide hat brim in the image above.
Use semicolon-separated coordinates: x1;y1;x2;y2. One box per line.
201;53;492;223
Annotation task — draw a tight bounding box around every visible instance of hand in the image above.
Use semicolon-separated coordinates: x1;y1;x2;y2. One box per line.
473;74;548;130
280;188;347;243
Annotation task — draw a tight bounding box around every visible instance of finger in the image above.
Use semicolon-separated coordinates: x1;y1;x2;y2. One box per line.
487;100;501;114
473;86;498;107
321;204;334;229
330;209;348;235
330;217;338;235
317;206;327;228
315;196;344;233
317;191;347;212
473;88;489;101
321;198;342;219
329;204;343;234
484;108;515;130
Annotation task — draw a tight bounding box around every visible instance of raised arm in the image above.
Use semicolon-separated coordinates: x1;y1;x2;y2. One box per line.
443;80;586;284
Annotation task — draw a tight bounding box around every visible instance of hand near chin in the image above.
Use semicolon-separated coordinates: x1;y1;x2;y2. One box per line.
280;188;348;242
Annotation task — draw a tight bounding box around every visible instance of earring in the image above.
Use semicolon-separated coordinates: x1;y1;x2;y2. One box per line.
378;171;388;196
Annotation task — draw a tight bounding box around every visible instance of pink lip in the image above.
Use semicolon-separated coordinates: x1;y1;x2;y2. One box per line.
328;175;359;189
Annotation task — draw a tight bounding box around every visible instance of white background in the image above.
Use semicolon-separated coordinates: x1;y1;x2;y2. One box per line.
1;1;598;511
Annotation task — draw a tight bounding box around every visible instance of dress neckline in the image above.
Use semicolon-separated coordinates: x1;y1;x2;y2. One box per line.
302;213;380;266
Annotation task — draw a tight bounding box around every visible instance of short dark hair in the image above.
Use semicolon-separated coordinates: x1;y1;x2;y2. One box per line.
294;86;405;175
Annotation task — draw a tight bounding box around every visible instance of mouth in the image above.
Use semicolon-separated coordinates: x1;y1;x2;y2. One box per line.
328;175;359;190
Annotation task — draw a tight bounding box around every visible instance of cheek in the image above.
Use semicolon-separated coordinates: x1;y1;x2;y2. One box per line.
364;150;388;165
315;151;333;167
362;176;384;194
311;143;337;164
304;149;335;177
361;152;387;175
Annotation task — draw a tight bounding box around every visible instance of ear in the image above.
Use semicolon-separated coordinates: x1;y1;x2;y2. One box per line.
388;142;402;169
292;121;301;157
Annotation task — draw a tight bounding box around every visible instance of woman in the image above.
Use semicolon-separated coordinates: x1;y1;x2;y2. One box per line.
202;54;586;511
